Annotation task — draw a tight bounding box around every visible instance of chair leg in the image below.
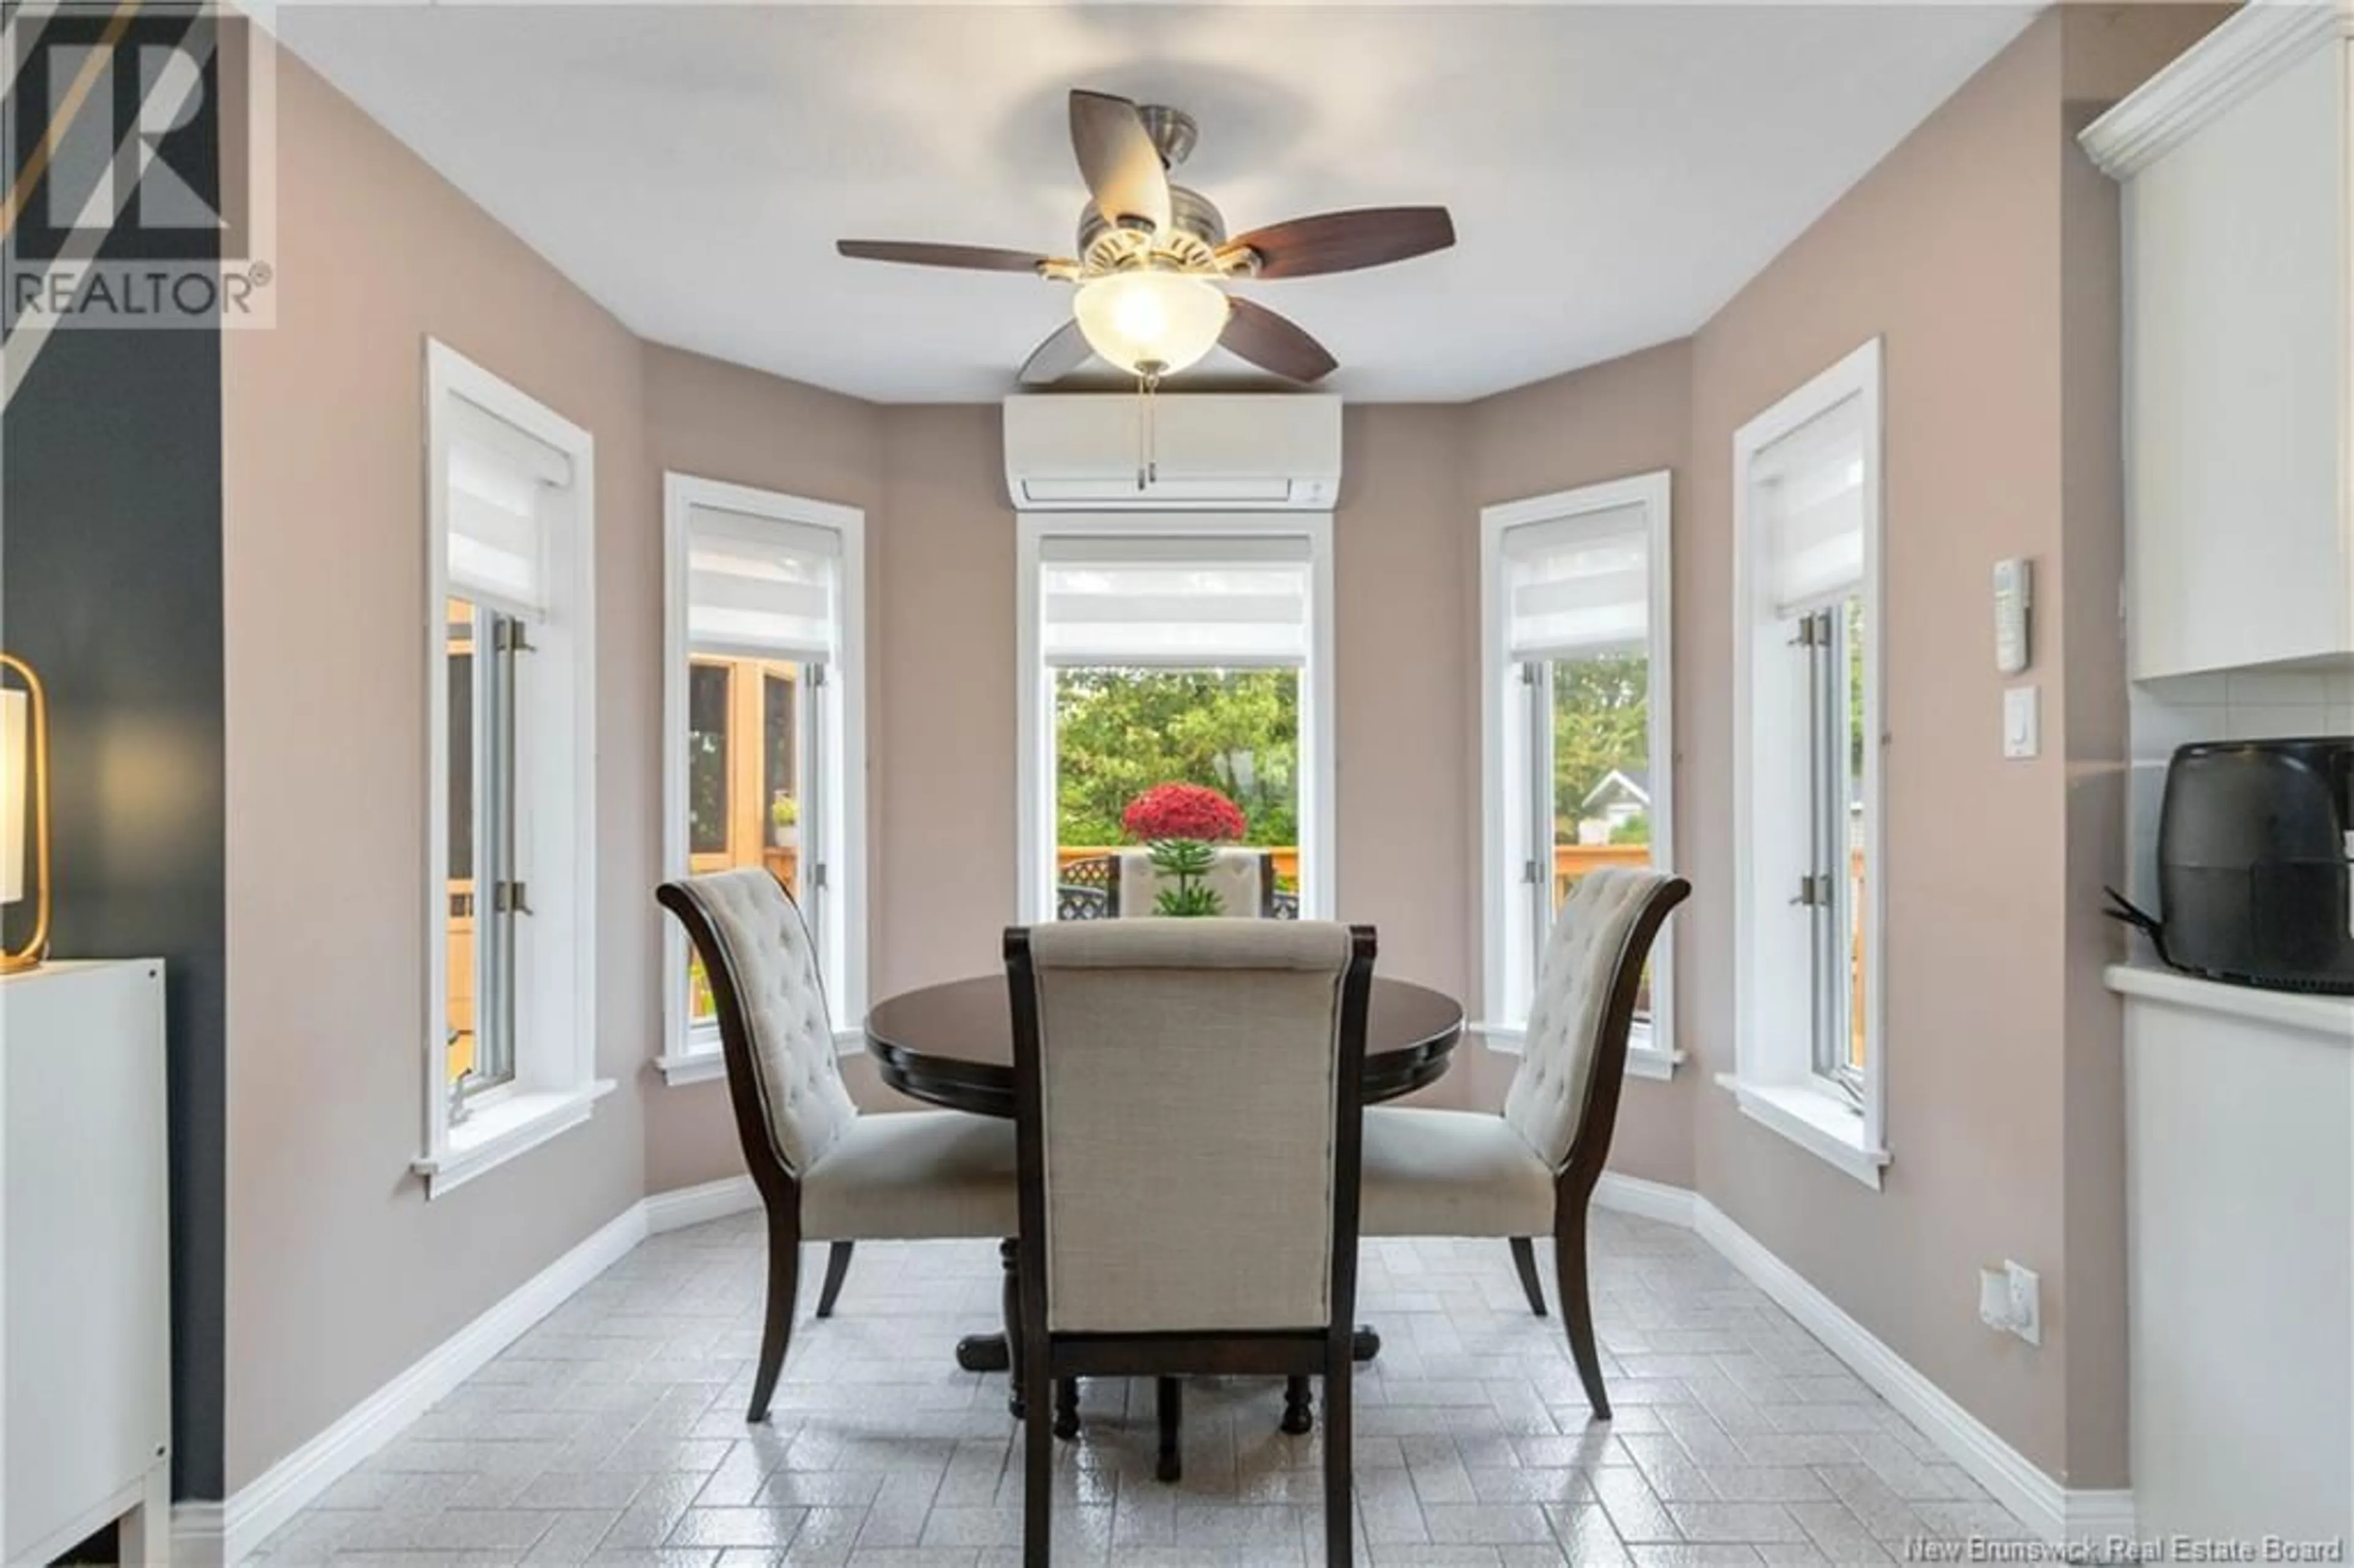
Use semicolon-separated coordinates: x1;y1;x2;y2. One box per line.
1053;1377;1081;1440
1509;1236;1548;1317
1322;1350;1354;1567
1554;1205;1610;1421
748;1212;801;1423
1281;1375;1314;1436
1155;1376;1183;1483
815;1241;855;1319
1023;1344;1054;1567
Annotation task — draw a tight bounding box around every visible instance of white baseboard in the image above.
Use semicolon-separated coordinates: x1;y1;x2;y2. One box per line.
218;1203;650;1564
1592;1170;1700;1228
643;1173;759;1234
171;1501;224;1567
1683;1195;2125;1547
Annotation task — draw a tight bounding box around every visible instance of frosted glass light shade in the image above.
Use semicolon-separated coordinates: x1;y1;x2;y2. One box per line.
1073;272;1230;376
1;689;24;905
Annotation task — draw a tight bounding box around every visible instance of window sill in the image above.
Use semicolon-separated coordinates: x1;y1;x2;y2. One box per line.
1715;1073;1888;1190
655;1049;727;1087
1469;1021;1684;1079
656;1028;867;1087
413;1079;615;1198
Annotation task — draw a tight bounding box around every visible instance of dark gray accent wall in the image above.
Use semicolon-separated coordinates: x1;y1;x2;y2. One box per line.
0;22;229;1504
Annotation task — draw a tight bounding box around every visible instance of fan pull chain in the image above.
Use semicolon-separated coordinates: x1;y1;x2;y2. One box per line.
1135;362;1166;491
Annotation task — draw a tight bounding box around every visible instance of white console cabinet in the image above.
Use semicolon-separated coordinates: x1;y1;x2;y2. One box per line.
2084;4;2354;680
0;961;172;1566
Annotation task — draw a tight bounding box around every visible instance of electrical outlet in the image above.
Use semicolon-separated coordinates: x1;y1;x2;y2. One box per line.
2007;1262;2041;1346
1979;1262;2041;1345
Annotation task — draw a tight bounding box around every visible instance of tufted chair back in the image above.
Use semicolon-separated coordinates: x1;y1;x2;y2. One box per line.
657;869;859;1177
1114;848;1275;918
1502;867;1688;1171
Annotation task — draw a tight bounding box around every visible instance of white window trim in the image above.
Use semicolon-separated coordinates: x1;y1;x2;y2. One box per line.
1476;470;1680;1078
416;339;609;1197
657;473;869;1081
1015;511;1336;924
1724;336;1890;1190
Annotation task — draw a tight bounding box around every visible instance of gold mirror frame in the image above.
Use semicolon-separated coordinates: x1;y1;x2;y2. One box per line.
1;653;51;974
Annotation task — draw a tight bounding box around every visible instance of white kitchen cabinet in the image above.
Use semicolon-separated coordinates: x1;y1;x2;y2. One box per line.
2109;965;2354;1545
0;961;172;1566
2084;4;2354;681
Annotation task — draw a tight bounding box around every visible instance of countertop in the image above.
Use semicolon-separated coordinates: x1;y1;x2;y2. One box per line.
2106;962;2354;1041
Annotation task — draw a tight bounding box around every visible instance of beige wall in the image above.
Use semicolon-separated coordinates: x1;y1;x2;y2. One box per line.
222;50;655;1491
637;348;887;1193
1677;5;2220;1488
1455;343;1697;1187
230;4;2223;1501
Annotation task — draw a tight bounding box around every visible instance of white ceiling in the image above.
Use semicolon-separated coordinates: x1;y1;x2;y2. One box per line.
276;4;2037;403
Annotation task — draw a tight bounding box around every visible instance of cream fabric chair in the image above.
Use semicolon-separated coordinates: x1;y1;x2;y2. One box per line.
1358;867;1689;1421
657;869;1017;1422
1006;918;1376;1568
1114;846;1276;918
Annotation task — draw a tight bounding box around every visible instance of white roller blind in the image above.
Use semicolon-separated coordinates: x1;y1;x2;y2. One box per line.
1755;394;1866;618
687;504;839;660
1503;503;1650;659
1038;535;1313;669
445;394;572;620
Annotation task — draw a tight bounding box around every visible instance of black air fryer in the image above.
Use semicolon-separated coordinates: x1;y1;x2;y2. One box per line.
2146;737;2354;993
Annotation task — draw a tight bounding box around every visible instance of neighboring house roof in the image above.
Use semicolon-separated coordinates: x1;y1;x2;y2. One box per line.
1580;768;1651;810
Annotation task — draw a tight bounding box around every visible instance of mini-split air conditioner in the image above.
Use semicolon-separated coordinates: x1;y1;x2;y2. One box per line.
1002;394;1343;511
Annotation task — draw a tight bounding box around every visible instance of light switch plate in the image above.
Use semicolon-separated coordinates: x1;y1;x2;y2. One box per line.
2003;685;2039;759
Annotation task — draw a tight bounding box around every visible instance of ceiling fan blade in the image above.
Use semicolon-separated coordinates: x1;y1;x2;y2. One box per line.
1019;318;1095;387
836;240;1049;273
1224;207;1457;280
1069;89;1171;235
1220;297;1338;384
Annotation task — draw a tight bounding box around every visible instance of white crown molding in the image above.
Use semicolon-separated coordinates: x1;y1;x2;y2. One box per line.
2081;0;2351;179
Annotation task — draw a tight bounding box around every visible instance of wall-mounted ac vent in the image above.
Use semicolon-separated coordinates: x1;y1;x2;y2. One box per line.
1003;394;1342;511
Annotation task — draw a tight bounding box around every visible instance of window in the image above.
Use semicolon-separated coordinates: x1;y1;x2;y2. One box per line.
1727;337;1887;1189
660;474;866;1081
1479;472;1676;1076
1017;515;1333;923
418;341;608;1197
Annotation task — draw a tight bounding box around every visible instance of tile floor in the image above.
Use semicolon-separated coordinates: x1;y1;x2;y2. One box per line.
248;1208;2036;1566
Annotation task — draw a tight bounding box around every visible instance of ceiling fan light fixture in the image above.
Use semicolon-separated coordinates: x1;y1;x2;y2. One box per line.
1072;270;1229;378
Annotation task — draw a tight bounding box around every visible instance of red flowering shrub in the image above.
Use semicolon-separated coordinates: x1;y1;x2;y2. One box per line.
1122;782;1246;844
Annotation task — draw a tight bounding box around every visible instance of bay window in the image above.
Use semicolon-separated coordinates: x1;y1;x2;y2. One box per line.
1726;337;1887;1188
660;475;866;1080
1016;515;1333;923
419;341;606;1197
1479;471;1676;1075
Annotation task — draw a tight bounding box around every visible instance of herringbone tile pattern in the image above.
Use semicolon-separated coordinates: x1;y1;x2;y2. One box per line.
248;1209;2035;1565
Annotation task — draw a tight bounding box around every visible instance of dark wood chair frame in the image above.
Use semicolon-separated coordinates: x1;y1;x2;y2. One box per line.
1499;874;1691;1420
1005;924;1377;1568
656;878;862;1423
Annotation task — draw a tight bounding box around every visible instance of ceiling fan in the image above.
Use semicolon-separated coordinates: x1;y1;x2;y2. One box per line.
835;89;1457;388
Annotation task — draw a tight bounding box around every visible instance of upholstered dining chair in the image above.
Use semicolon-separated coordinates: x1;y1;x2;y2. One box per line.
1358;867;1689;1421
1113;846;1279;918
656;869;1018;1423
1005;919;1375;1568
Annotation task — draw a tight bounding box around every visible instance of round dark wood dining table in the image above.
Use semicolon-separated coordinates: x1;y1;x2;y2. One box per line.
864;973;1466;1392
